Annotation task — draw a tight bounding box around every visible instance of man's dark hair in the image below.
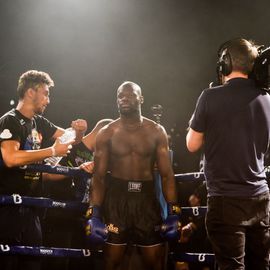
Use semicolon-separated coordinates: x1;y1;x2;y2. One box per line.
17;70;54;99
226;38;258;75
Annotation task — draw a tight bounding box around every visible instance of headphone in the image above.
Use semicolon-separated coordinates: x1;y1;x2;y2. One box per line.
216;41;233;77
216;38;248;85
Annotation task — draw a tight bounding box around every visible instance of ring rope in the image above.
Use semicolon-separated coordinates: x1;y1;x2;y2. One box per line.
175;168;270;182
174;172;205;181
0;244;92;257
0;195;207;217
170;251;215;264
22;164;204;182
23;165;205;182
0;244;214;263
0;194;88;211
20;164;91;178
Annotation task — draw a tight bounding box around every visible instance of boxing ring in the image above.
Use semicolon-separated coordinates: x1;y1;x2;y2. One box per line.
0;164;215;266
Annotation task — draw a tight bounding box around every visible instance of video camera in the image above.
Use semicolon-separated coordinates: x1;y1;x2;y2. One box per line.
251;46;270;91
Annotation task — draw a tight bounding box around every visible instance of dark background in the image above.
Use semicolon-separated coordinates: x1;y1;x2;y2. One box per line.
0;0;269;173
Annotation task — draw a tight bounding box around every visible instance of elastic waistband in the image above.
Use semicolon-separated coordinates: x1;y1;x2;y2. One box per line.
107;176;155;193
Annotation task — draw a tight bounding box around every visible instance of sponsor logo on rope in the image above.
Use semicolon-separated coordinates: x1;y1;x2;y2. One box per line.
198;254;206;262
40;249;53;255
56;167;69;173
83;249;91;256
52;201;66;208
12;194;22;204
0;245;10;252
192;207;199;216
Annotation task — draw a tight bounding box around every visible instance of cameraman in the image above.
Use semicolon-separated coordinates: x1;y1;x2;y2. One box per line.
186;38;270;269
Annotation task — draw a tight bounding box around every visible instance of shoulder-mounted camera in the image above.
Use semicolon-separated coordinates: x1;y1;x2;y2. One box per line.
251;46;270;91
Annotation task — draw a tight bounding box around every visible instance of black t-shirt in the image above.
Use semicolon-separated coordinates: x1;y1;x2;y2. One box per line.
190;78;270;197
0;109;57;196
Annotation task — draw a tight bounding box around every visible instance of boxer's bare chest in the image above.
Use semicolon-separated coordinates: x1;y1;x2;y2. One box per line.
110;126;156;158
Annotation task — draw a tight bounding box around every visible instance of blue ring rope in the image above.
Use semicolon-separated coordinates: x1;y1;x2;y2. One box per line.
174;172;205;181
0;195;88;211
0;244;215;263
170;251;215;264
0;244;92;257
0;195;207;217
21;164;91;178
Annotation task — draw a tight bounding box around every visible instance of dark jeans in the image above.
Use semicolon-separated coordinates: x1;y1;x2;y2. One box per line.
206;193;270;270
